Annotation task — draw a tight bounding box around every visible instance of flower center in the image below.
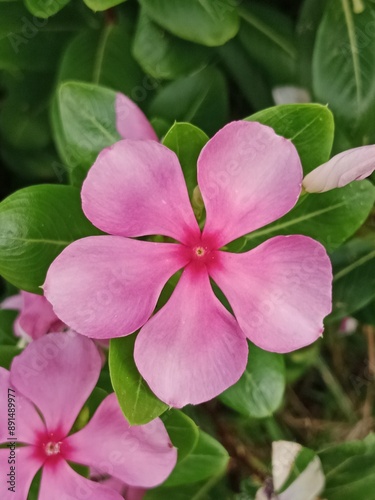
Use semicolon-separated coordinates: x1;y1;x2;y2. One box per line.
195;246;206;257
44;441;61;456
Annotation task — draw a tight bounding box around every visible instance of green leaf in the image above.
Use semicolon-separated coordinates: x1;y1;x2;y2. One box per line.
238;2;297;84
161;430;229;487
220;344;285;418
296;0;327;89
319;435;375;500
83;0;126;10
58;22;144;97
313;0;375;134
0;185;101;292
149;67;229;136
218;38;274;111
161;409;199;462
0;346;22;369
52;81;121;186
162;122;208;197
139;0;239;47
231;181;375;253
246;103;334;175
0;3;76;71
329;238;375;321
133;11;212;80
144;478;223;500
109;335;167;425
24;0;71;18
0;309;18;345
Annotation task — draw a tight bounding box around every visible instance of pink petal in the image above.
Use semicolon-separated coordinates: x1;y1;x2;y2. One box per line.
198;121;302;247
65;393;177;488
15;291;64;341
209;236;332;353
303;145;375;193
0;446;43;500
10;332;101;437
81;140;200;244
134;265;248;407
1;293;23;310
44;236;188;339
0;367;45;445
116;93;158;141
39;459;123;500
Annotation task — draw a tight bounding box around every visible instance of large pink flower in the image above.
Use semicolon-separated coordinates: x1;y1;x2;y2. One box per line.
44;121;332;407
0;332;176;499
1;291;64;342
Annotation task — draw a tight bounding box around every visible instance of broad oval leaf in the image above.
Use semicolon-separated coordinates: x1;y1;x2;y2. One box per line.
246;103;334;175
238;2;297;84
161;430;229;487
329;237;375;321
52;81;121;186
161;409;199;462
139;0;239;47
149;67;229;136
220;343;285;418
109;335;167;426
133;11;212;80
162;122;208;198
313;0;375;133
0;185;101;293
24;0;71;18
58;22;144;97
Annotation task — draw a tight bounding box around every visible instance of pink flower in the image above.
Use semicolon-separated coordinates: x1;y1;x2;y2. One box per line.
0;332;177;499
1;291;64;342
115;93;158;142
44;121;332;407
303;144;375;193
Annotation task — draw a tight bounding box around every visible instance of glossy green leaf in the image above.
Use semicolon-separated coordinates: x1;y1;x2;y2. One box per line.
139;0;239;47
329;238;375;321
144;478;223;500
231;181;375;253
162;122;208;197
109;335;167;426
149;67;229;136
58;22;144;97
313;0;375;134
161;430;229;487
0;185;101;292
83;0;126;10
52;81;121;186
133;11;211;80
161;409;199;462
319;435;375;500
238;2;297;84
246;103;334;175
24;0;71;18
220;344;285;418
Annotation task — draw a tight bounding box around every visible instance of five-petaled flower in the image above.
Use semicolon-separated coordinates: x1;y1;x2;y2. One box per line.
44;120;332;407
1;291;64;342
0;332;176;499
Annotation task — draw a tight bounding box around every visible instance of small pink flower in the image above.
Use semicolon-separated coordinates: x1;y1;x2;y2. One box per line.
1;291;64;342
303;144;375;193
44;121;332;407
0;332;176;499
